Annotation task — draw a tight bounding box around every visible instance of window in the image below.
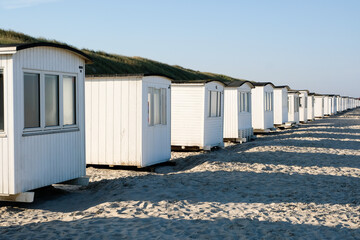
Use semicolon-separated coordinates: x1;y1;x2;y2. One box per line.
45;74;59;127
239;92;251;112
24;72;77;132
294;96;299;112
63;76;76;125
299;97;303;108
0;69;3;131
24;73;40;128
209;91;221;117
265;92;273;111
148;87;167;126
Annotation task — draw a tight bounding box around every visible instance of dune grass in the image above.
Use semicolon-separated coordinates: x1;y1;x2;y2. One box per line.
0;29;243;82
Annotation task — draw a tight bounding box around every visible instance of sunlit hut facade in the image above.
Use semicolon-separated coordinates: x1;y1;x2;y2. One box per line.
287;90;300;124
251;82;275;132
328;95;337;115
323;95;331;116
298;90;309;123
85;75;171;167
273;85;289;127
171;80;224;150
223;80;254;142
0;43;91;202
307;93;315;121
314;94;325;118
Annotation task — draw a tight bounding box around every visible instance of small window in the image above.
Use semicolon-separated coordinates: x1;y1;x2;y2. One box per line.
294;96;299;112
299;97;303;108
265;92;273;111
148;87;167;126
239;92;251;113
0;69;3;131
45;74;59;127
24;73;40;128
209;91;221;117
63;76;76;125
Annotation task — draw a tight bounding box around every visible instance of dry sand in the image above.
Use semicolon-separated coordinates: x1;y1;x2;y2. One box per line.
1;109;360;239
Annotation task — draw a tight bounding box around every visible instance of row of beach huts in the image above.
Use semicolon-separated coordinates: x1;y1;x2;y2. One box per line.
0;43;359;202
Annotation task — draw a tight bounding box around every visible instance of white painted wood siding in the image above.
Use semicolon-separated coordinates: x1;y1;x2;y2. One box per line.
263;85;274;129
12;47;86;194
238;84;253;131
307;96;315;120
142;76;171;166
223;88;238;139
0;55;14;195
314;96;324;118
251;87;264;129
273;88;288;125
288;93;299;124
299;91;308;123
85;76;143;166
171;84;204;147
204;82;224;147
323;96;330;115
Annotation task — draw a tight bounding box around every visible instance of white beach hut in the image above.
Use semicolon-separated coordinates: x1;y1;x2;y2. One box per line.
273;85;290;127
314;94;325;118
298;90;309;123
171;80;224;150
223;80;254;142
336;96;342;112
251;82;275;132
287;90;300;124
329;95;337;115
0;43;91;202
307;93;315;121
323;95;330;116
85;75;171;167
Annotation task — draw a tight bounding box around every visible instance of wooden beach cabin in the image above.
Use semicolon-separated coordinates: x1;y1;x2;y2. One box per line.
298;90;309;123
287;90;300;124
171;80;224;150
273;85;290;128
85;75;171;167
251;82;275;133
223;80;254;142
0;43;92;202
307;93;315;121
314;94;325;118
323;95;331;116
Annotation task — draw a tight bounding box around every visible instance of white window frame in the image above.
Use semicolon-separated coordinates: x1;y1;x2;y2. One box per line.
148;87;167;127
265;92;273;112
239;91;251;113
0;68;5;136
23;69;79;134
209;90;222;118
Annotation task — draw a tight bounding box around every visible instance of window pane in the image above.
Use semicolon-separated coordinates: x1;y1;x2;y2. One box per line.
148;88;153;126
0;70;3;131
217;92;221;117
63;76;76;125
24;73;40;128
210;91;217;117
45;74;59;126
161;88;167;125
153;88;161;125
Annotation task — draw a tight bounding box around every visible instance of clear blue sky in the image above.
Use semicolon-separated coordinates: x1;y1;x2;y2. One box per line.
0;0;359;97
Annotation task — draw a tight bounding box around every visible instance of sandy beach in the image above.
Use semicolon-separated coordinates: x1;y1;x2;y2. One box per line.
0;109;359;239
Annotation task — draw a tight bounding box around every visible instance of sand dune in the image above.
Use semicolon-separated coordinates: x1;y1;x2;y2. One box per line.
1;109;360;239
